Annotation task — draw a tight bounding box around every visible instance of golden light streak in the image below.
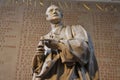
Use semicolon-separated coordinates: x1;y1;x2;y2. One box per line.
39;1;43;6
58;2;63;9
96;4;103;11
64;2;68;8
83;4;90;10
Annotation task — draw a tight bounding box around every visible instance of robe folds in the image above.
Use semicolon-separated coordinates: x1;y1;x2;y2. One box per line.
32;25;99;80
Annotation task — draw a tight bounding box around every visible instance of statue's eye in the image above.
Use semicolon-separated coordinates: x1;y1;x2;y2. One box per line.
55;8;60;12
49;9;53;13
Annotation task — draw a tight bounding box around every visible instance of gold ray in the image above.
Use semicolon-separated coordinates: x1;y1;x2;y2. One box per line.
64;2;68;8
39;0;44;6
83;3;90;10
58;2;63;9
96;4;103;11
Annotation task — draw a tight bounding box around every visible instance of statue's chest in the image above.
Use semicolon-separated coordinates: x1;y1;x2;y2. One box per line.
49;27;67;40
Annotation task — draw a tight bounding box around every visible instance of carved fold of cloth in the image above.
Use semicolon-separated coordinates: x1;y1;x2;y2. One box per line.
32;25;99;80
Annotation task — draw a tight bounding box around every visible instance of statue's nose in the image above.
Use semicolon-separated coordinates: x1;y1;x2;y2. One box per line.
53;10;57;14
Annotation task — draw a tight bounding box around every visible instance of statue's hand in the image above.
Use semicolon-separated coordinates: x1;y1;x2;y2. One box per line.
44;39;59;49
36;44;45;61
36;45;45;53
36;41;45;55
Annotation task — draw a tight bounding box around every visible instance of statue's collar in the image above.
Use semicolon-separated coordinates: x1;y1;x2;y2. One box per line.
51;25;63;35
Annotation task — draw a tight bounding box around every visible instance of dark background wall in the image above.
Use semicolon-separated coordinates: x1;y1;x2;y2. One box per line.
0;0;120;80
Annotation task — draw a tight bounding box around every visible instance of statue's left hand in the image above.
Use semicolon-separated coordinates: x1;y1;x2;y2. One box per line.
44;39;59;49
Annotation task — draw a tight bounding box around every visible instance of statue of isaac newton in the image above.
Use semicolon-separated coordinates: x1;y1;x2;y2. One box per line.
32;5;99;80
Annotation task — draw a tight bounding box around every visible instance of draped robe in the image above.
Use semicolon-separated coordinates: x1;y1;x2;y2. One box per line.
32;25;99;80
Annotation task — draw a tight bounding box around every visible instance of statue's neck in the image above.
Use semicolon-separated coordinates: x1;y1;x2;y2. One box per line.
50;22;63;32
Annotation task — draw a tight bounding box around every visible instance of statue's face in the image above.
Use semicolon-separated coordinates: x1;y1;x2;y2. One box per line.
46;5;63;24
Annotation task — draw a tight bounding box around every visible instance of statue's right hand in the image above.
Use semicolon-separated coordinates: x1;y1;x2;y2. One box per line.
36;45;45;54
35;45;46;61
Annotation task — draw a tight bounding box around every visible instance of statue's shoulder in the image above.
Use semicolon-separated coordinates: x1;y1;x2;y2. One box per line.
72;25;85;30
67;25;88;41
66;25;86;32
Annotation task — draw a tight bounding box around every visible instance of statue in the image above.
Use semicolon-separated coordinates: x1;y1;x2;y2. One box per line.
32;5;99;80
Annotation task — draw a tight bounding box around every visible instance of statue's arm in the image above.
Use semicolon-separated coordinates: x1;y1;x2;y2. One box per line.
59;25;90;65
32;38;45;74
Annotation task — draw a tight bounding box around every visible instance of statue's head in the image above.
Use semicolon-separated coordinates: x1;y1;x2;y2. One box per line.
45;5;63;24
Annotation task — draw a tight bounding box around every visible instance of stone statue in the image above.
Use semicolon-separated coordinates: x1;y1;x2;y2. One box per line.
32;5;99;80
